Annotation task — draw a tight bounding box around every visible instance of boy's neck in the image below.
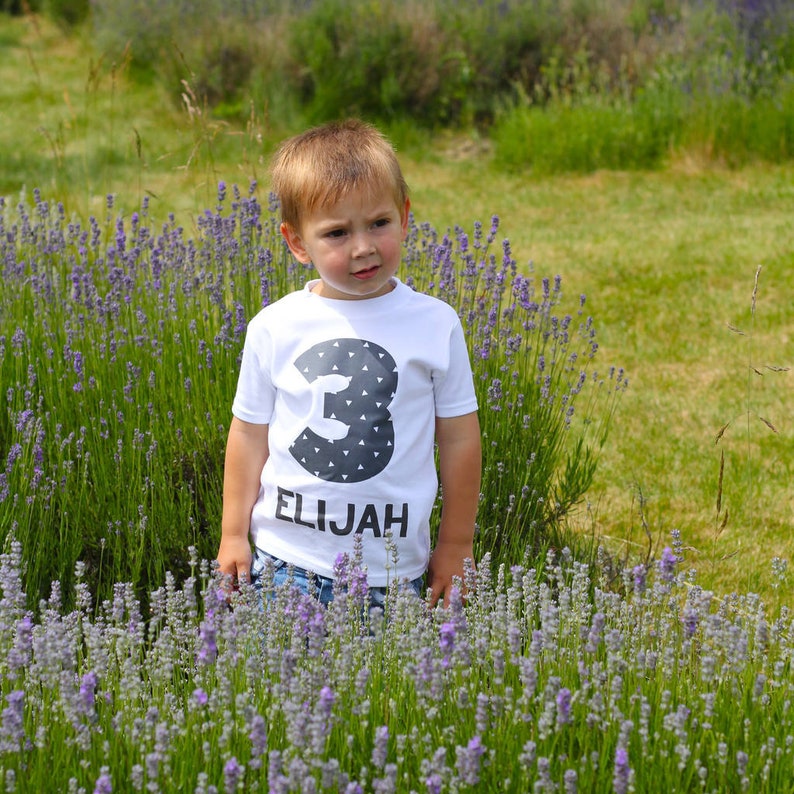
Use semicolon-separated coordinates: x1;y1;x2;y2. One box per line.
310;277;397;300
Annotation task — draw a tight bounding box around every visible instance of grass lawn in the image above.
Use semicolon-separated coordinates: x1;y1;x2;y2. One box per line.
2;14;793;603
409;154;794;601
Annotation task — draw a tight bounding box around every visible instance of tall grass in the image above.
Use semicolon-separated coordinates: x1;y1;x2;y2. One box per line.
712;267;790;564
492;77;686;174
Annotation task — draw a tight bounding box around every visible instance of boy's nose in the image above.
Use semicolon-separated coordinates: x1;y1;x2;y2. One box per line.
352;233;375;257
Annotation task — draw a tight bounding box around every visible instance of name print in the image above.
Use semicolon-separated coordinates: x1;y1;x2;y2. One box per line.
274;486;409;538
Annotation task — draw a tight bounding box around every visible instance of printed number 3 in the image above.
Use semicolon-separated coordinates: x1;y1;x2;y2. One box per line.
290;339;397;483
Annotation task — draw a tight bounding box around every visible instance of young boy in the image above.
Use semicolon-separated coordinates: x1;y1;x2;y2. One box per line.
216;120;481;608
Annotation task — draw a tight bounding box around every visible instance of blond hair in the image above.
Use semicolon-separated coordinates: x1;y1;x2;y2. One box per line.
270;119;409;231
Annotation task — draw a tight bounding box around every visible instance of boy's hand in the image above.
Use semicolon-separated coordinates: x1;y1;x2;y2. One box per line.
427;540;474;607
431;411;480;608
217;417;268;593
216;535;253;587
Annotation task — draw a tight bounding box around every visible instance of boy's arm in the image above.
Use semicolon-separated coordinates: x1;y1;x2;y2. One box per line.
427;411;482;607
217;416;270;584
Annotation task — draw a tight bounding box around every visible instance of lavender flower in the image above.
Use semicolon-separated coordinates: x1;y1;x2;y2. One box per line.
585;612;605;653
424;773;443;794
223;757;243;793
0;691;26;752
439;621;456;667
248;712;267;758
535;756;555;792
658;547;678;584
348;565;370;605
563;769;578;794
736;750;749;779
372;725;390;769
631;564;647;594
308;685;336;755
671;529;684;561
7;614;33;675
79;670;98;721
455;736;485;786
93;769;112;794
613;747;632;794
556;687;573;726
197;612;218;665
682;604;700;638
372;764;398;794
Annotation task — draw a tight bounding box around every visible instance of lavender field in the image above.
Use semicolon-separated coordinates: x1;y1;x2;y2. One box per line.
0;532;791;792
1;186;791;792
0;185;624;607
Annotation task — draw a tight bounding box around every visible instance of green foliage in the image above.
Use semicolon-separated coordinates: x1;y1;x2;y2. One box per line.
492;30;794;174
84;0;794;164
425;0;565;124
0;0;82;26
492;91;680;174
42;0;89;27
90;3;269;124
1;0;40;13
681;77;794;165
290;0;473;127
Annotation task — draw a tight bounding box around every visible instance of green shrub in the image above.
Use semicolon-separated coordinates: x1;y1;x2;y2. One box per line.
288;0;472;127
2;0;40;13
43;0;89;27
91;0;288;111
437;0;562;124
87;0;794;149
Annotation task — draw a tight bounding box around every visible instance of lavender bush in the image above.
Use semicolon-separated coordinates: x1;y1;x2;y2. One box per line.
401;218;626;563
0;185;623;607
0;534;791;792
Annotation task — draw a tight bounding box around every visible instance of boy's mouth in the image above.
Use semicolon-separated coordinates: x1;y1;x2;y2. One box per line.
352;265;379;280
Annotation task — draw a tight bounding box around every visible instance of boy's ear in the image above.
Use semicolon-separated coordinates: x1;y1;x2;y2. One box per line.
400;198;411;238
280;222;312;264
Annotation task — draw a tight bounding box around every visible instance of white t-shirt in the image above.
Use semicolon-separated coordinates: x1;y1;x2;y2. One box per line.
232;278;478;585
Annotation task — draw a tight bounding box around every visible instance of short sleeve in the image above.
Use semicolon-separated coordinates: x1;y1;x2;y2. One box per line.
433;318;478;418
231;322;275;424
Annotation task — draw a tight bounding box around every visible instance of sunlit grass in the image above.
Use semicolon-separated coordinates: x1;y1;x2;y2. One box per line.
407;159;794;603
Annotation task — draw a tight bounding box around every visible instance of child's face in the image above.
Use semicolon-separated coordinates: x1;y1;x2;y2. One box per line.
281;185;410;300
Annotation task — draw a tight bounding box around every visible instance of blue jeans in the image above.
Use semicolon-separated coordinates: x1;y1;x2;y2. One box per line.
250;546;424;609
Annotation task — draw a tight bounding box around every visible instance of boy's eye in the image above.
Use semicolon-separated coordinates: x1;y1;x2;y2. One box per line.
325;229;347;239
373;218;390;228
